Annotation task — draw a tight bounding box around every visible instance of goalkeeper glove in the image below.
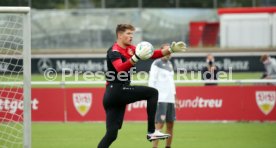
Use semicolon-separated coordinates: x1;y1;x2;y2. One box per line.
131;46;153;63
168;41;187;53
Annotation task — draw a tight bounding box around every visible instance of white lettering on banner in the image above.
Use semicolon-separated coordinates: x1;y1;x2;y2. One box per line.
256;91;276;115
56;60;107;72
178;97;223;108
223;59;249;71
127;100;147;111
0;98;39;113
173;59;205;71
173;58;249;71
127;97;222;111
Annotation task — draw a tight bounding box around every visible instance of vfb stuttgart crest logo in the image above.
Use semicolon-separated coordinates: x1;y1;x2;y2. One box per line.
256;91;276;115
73;93;92;116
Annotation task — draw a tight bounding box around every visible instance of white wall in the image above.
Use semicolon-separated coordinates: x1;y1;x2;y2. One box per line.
273;14;276;47
220;14;272;48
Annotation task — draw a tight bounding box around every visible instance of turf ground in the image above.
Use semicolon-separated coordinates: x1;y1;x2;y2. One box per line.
31;122;276;148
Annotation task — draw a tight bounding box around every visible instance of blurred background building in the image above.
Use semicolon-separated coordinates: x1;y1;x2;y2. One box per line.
1;0;276;53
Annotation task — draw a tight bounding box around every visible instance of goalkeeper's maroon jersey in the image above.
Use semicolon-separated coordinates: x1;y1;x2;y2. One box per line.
105;42;163;84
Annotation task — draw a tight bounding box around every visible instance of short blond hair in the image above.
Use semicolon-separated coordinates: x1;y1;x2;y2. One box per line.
116;24;135;38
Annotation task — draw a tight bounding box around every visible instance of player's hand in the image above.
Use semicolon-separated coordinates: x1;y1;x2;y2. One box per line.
131;46;153;62
169;41;187;53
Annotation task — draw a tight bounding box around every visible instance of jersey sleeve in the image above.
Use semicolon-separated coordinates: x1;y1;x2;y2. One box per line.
151;49;164;59
108;50;121;62
108;50;133;72
112;59;133;72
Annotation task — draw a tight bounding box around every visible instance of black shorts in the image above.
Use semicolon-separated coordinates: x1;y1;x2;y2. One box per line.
103;83;157;130
155;102;176;123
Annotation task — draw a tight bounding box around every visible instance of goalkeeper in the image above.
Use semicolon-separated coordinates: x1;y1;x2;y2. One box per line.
98;24;186;148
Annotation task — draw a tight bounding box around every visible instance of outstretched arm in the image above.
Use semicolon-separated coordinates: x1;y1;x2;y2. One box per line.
150;48;170;59
151;41;187;59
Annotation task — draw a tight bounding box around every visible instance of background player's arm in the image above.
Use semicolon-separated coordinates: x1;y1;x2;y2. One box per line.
148;63;159;87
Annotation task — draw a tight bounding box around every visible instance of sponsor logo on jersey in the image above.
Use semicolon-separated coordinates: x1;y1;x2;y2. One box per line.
127;48;134;56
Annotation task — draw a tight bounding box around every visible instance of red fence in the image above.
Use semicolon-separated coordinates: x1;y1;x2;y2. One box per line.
1;86;275;122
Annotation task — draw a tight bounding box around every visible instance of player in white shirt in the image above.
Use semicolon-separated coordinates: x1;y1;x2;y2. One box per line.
148;44;178;148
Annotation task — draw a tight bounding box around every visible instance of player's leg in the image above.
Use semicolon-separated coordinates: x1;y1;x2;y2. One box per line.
118;85;170;141
97;108;119;148
152;123;164;148
119;85;158;133
98;85;126;148
165;103;176;148
165;122;174;148
97;106;125;148
98;128;118;148
153;102;167;147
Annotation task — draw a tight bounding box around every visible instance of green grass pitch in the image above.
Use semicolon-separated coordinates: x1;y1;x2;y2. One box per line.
31;122;276;148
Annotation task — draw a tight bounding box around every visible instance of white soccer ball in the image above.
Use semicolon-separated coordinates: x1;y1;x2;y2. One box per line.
135;41;154;60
